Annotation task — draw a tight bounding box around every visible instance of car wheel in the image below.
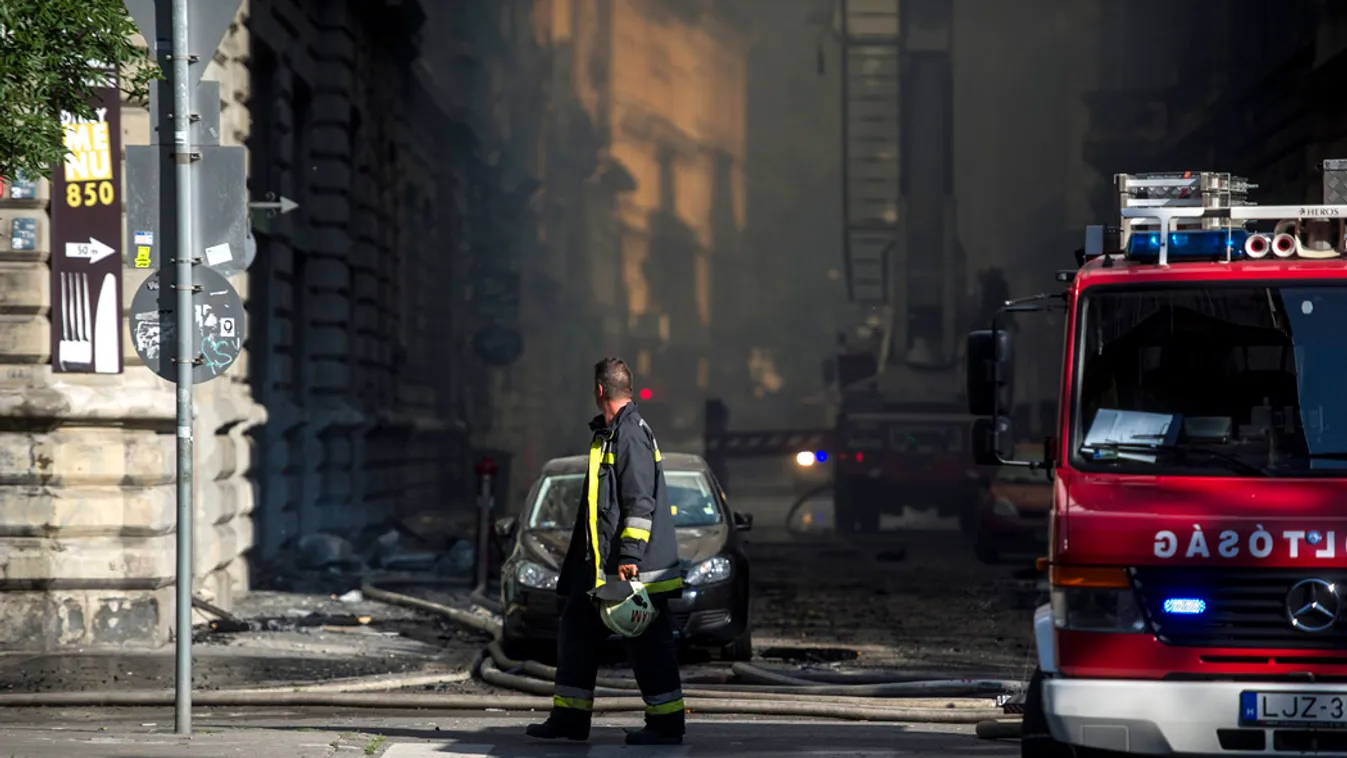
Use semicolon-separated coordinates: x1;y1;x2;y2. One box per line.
1021;667;1072;758
720;629;753;661
500;635;544;664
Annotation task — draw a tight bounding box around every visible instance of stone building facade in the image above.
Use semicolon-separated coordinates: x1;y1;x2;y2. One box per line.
462;0;753;496
0;0;505;649
0;4;260;648
0;0;754;648
245;0;474;566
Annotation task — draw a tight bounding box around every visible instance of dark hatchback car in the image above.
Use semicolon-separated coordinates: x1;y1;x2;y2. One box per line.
495;452;754;660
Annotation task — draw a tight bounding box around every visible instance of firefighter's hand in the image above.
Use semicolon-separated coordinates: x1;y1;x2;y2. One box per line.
617;564;639;581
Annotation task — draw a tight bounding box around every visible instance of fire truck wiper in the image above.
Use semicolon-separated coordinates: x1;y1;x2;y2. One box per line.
1302;452;1347;461
1084;442;1270;477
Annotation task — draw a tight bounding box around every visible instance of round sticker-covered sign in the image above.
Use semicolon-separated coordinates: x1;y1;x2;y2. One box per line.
129;266;246;384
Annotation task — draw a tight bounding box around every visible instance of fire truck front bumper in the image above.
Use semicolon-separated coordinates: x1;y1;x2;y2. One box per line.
1044;677;1347;755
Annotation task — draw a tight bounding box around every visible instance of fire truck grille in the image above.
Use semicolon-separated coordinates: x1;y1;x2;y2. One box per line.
1132;567;1347;650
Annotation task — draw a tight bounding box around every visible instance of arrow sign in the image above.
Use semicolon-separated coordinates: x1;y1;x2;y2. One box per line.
65;238;117;264
249;196;298;214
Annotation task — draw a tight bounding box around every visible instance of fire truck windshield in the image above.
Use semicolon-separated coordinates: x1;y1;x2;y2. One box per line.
1073;284;1347;476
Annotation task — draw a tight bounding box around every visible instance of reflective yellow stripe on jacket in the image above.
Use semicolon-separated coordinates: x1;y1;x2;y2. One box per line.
602;447;662;465
587;438;605;589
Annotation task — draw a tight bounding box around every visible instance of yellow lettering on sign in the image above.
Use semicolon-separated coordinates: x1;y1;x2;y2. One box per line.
65;180;116;208
63;122;112;182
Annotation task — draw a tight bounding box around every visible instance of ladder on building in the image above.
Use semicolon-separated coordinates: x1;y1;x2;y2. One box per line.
840;0;900;305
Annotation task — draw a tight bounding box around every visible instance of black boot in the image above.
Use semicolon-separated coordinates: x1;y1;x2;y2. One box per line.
525;715;590;741
624;727;683;746
625;710;684;745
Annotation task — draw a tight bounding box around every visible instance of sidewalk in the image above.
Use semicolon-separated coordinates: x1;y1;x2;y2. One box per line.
0;725;382;757
0;587;483;696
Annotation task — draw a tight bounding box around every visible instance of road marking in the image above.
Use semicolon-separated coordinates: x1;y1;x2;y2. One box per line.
382;744;694;757
585;748;692;757
383;744;494;757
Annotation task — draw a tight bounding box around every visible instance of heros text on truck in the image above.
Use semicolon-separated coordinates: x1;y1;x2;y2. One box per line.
968;165;1347;758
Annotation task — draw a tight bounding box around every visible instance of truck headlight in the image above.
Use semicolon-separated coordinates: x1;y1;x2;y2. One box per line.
991;497;1018;518
686;556;732;586
516;560;558;591
1052;587;1146;633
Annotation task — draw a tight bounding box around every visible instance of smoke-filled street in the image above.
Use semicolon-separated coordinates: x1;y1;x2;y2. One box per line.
13;0;1347;755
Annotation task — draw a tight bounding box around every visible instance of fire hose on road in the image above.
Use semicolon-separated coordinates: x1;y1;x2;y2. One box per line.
0;580;1024;730
359;580;1023;725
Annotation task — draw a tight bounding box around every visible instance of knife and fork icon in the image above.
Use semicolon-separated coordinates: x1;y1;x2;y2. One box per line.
58;270;118;373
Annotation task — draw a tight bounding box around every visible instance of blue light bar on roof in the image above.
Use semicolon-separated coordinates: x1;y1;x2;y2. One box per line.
1126;230;1250;262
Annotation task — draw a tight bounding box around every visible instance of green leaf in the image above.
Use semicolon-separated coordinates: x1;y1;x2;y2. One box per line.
0;0;162;180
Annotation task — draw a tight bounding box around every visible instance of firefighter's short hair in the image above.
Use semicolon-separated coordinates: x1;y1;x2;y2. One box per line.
595;357;633;399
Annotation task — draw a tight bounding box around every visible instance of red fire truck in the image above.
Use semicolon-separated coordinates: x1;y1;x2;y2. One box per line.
970;165;1347;756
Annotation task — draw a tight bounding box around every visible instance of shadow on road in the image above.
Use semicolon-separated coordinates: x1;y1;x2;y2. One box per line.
266;719;1019;755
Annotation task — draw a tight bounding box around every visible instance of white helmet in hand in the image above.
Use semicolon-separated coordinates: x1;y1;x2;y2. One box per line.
592;580;658;638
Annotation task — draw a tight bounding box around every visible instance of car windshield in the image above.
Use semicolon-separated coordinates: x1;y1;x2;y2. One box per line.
527;470;724;529
1074;284;1347;476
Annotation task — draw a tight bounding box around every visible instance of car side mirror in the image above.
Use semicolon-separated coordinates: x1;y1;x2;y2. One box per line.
732;511;753;531
494;516;518;539
972;416;1015;466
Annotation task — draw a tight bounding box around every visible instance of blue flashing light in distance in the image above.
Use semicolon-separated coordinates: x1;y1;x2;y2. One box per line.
814;451;828;463
1162;597;1207;615
1126;230;1249;262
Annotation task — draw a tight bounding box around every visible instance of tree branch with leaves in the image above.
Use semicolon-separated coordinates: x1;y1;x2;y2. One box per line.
0;0;161;180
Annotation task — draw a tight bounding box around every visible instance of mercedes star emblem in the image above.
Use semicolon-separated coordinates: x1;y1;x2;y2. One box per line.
1286;578;1341;633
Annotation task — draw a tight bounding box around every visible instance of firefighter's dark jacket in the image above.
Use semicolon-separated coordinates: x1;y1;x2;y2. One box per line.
558;402;683;599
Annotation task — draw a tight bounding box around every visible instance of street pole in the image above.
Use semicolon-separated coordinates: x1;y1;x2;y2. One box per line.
171;0;196;735
474;458;498;595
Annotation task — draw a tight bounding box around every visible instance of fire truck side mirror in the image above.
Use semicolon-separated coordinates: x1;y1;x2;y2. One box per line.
966;329;1014;417
972;416;1015;466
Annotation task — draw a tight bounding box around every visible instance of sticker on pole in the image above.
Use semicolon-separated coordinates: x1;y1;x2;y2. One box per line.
129;266;246;384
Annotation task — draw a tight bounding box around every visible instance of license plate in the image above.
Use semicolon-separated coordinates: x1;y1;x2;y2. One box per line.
1241;691;1347;727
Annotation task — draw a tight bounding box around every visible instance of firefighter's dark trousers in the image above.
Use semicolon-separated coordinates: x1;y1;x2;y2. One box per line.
550;584;685;735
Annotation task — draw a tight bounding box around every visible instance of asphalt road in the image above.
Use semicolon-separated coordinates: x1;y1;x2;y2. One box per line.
0;708;1018;757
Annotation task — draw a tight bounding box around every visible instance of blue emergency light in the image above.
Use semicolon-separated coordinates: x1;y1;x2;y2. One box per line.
1162;597;1207;615
1126;230;1249;262
814;451;828;463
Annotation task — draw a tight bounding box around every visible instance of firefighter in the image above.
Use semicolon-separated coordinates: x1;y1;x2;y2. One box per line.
526;357;686;745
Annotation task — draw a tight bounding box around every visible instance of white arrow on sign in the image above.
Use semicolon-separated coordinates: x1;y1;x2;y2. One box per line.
65;237;116;264
249;196;298;214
